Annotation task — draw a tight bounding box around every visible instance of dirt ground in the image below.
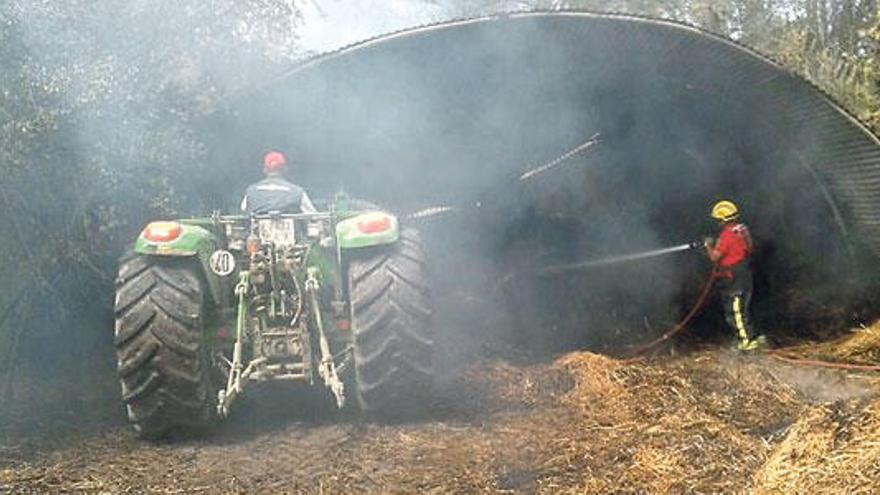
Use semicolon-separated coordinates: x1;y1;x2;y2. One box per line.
3;342;880;494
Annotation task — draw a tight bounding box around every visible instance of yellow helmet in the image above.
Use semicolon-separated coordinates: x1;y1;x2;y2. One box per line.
711;200;739;222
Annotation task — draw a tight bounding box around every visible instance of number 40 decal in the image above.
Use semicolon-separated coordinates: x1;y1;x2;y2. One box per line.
209;250;236;276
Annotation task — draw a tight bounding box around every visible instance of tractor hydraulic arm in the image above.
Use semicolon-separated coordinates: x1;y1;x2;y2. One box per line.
306;267;345;408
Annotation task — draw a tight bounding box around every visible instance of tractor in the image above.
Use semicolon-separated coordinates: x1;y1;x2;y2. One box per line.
113;197;433;438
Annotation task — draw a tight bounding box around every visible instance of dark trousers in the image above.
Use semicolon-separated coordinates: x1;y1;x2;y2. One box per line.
722;288;755;342
718;264;755;342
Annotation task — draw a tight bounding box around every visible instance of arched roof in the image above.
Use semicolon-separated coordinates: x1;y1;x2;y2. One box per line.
207;10;880;259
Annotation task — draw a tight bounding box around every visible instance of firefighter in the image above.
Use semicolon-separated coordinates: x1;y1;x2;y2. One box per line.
704;200;767;351
241;151;317;214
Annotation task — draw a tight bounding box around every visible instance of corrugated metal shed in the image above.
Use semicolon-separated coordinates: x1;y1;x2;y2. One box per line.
210;11;880;262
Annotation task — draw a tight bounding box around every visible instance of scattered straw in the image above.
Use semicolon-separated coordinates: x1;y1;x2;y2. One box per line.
4;345;880;493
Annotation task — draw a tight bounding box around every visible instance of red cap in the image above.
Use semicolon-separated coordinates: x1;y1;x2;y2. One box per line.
263;151;287;174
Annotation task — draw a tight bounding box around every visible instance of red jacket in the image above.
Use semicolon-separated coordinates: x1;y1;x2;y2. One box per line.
714;223;753;277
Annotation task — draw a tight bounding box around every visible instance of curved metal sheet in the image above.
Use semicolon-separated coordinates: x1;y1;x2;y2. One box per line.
205;11;880;263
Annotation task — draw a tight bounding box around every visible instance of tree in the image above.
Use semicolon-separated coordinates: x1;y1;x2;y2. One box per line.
0;0;310;393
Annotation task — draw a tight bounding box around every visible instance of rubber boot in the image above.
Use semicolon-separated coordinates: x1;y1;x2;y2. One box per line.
737;335;768;352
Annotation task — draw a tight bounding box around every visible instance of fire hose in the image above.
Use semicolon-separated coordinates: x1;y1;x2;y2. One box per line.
403;133;880;371
620;278;880;372
619;275;715;360
617;273;880;372
499;234;880;370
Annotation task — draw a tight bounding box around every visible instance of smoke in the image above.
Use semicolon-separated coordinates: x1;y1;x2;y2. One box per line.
297;0;443;53
4;4;880;445
206;10;880;358
0;0;365;442
0;0;465;443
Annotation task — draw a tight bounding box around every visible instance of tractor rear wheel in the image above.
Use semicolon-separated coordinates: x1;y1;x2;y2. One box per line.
113;253;216;438
347;229;434;412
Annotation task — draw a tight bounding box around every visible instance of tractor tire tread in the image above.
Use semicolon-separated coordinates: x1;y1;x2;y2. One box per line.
348;229;434;412
113;255;215;439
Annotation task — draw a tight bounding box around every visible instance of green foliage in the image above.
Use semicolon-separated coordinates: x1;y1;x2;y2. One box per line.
0;0;878;380
0;0;308;378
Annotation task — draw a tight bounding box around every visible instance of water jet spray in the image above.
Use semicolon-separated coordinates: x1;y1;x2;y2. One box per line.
538;242;701;275
497;241;703;289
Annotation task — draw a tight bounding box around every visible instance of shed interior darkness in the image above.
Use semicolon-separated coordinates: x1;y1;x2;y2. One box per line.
204;13;880;351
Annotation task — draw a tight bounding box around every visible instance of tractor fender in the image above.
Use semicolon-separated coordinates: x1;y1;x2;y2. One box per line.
133;222;232;307
335;211;400;249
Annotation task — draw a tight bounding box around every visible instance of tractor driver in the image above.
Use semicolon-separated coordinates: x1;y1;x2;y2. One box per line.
704;200;767;351
241;151;317;214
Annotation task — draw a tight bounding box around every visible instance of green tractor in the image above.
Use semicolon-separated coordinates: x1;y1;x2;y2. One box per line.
113;198;434;438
